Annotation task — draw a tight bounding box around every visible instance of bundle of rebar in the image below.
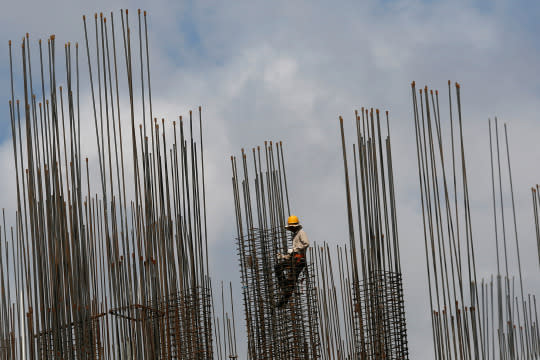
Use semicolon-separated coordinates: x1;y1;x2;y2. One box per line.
410;81;539;359
213;281;239;360
484;118;539;359
338;109;409;359
0;9;214;359
231;142;321;360
411;82;486;359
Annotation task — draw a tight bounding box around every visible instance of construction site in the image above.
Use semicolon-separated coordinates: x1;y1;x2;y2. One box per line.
0;6;539;360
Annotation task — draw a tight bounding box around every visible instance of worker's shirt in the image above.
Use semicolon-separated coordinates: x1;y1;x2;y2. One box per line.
292;229;309;254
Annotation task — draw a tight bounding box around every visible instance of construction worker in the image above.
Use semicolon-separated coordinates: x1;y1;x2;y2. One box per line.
274;215;309;308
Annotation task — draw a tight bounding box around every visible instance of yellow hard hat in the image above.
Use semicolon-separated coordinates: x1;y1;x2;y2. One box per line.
286;215;300;229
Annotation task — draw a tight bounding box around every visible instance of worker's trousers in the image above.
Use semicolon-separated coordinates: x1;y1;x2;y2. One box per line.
274;256;306;292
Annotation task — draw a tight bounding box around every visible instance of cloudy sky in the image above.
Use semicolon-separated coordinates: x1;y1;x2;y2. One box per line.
1;0;540;358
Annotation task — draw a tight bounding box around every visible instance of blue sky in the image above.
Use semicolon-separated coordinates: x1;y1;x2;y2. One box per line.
1;1;540;358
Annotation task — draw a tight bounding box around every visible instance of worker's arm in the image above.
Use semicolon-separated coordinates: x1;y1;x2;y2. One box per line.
291;230;309;253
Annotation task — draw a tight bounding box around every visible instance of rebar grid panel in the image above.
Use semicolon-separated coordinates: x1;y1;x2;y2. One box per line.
35;314;106;359
236;227;320;360
353;270;408;360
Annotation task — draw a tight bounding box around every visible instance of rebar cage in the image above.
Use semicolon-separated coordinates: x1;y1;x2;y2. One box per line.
151;286;214;359
237;227;320;360
353;270;409;360
35;314;106;359
0;335;18;359
109;285;213;359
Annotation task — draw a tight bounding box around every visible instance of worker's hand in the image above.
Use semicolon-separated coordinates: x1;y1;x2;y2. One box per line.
287;248;293;254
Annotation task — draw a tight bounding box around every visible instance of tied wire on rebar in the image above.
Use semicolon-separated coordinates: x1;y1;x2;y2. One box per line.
338;109;409;360
231;142;321;360
0;9;215;359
